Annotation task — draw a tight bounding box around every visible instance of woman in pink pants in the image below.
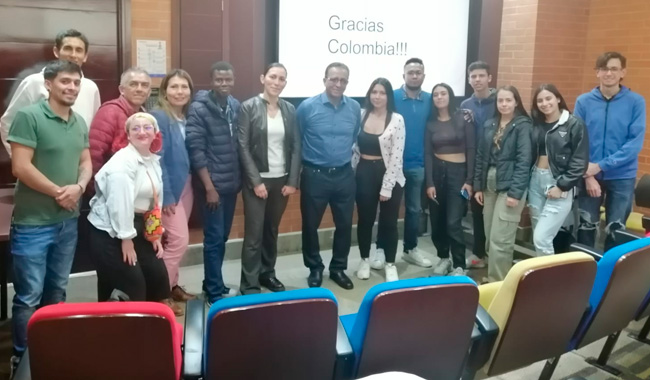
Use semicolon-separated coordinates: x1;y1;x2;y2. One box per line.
151;69;196;307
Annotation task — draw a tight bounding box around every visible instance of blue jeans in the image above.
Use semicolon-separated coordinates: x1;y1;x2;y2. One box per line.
403;167;425;251
577;178;636;251
202;192;237;303
11;218;78;354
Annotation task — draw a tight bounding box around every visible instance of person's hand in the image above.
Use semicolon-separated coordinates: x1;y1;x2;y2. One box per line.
461;183;473;198
162;204;176;216
206;188;220;210
506;197;519;208
585;176;602;198
152;239;164;259
254;183;268;199
121;239;137;266
474;191;484;206
380;195;390;202
547;186;563;199
584;162;601;178
55;184;83;211
426;186;437;200
281;185;296;197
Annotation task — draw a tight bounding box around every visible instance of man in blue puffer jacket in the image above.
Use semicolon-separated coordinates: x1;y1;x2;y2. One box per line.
186;61;241;304
575;51;646;251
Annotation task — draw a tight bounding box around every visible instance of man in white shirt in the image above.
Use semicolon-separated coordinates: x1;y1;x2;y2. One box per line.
1;29;100;156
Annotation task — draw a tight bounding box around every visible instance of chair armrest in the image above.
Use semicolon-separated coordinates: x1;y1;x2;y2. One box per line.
183;299;205;380
464;304;499;379
333;318;355;380
13;350;30;380
614;229;641;245
569;243;603;261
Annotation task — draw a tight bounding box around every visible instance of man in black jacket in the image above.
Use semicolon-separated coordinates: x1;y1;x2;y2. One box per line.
186;61;241;305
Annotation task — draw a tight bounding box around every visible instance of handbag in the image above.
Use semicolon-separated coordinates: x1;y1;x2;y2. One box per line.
143;170;164;242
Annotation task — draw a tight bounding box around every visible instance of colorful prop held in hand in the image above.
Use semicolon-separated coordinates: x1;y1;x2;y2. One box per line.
144;171;164;242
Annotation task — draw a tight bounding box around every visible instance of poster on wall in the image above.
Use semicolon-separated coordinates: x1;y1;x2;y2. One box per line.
136;40;167;77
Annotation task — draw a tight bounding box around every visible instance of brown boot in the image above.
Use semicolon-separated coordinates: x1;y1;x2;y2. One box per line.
171;285;197;302
161;298;184;317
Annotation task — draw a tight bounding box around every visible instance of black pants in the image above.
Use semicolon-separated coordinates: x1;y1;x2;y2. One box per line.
301;163;355;272
471;197;487;258
240;176;289;294
90;215;170;302
428;157;468;269
356;159;403;263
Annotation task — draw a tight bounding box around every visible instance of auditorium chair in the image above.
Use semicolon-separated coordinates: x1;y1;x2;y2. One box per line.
466;252;597;380
552;237;650;377
184;287;353;380
338;277;496;380
13;302;183;380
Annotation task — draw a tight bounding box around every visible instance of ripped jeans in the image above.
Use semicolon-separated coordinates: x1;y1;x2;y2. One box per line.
527;167;574;255
577;177;635;251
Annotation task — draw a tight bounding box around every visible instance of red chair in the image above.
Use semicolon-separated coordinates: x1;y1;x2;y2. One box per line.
18;302;183;380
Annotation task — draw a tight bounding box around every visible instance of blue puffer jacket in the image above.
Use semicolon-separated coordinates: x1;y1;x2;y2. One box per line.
186;90;241;194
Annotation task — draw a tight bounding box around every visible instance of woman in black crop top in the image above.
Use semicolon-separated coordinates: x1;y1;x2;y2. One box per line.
425;83;475;276
528;84;588;255
353;78;405;283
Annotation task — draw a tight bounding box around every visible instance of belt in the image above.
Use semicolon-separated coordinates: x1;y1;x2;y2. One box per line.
302;161;350;173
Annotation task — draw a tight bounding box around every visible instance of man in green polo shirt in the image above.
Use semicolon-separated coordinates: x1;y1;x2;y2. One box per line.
7;60;92;373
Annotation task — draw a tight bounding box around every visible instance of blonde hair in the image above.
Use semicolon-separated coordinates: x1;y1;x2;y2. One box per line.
125;112;159;133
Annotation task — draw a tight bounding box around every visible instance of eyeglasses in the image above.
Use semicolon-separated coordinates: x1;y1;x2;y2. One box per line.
327;77;349;85
598;67;622;73
129;124;155;133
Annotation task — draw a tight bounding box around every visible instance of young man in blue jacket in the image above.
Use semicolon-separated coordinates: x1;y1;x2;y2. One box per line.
575;51;646;250
460;61;496;269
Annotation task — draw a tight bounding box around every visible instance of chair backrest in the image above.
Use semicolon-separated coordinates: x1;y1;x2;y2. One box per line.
349;277;478;380
571;238;650;348
27;302;182;380
205;288;339;380
484;252;596;377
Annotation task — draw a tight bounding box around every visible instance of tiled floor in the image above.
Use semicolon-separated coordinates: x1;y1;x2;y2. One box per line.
2;237;649;379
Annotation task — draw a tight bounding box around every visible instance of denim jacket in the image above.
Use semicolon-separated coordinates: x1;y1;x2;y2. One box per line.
151;109;190;206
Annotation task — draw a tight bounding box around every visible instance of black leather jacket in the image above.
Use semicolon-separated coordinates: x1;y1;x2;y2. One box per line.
531;111;589;191
237;96;301;188
474;115;533;200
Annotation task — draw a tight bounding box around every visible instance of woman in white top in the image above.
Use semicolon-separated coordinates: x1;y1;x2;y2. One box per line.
237;63;301;295
354;78;406;282
88;112;178;314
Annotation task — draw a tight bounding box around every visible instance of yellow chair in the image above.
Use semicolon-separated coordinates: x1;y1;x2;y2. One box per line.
600;206;644;233
477;252;597;379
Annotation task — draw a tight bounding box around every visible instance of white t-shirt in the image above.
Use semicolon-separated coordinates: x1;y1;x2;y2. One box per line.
259;111;287;178
0;69;101;155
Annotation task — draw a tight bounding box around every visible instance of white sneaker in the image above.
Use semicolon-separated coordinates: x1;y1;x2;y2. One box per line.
466;254;487;269
449;267;467;276
370;248;386;270
402;248;433;268
385;263;399;282
357;258;370;280
433;258;452;275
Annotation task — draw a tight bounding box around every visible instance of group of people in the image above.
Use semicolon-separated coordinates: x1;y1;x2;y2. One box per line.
1;28;647;373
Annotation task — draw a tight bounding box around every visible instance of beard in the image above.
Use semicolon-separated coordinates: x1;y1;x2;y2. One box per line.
404;83;422;92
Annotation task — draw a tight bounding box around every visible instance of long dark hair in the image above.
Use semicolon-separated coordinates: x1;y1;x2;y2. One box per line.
530;83;569;124
362;77;395;128
494;85;529;122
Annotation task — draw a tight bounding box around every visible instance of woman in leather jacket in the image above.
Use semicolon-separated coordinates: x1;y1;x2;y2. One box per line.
237;63;301;295
474;85;533;282
528;84;589;255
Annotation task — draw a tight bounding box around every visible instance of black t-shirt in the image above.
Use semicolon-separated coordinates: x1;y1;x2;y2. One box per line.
538;120;557;156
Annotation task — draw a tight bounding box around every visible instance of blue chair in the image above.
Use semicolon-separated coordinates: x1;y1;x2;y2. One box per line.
340;277;480;379
184;287;351;380
541;237;650;378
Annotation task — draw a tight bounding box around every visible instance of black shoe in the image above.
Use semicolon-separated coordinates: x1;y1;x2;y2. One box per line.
260;277;285;292
330;271;354;290
307;270;323;288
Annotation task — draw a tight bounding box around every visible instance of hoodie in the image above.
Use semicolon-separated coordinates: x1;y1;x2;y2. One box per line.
574;86;646;180
460;88;497;139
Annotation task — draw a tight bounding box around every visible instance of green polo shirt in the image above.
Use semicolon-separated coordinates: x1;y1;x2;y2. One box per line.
8;100;89;225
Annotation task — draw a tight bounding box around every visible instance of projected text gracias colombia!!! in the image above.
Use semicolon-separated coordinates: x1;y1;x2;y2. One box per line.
327;15;407;56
